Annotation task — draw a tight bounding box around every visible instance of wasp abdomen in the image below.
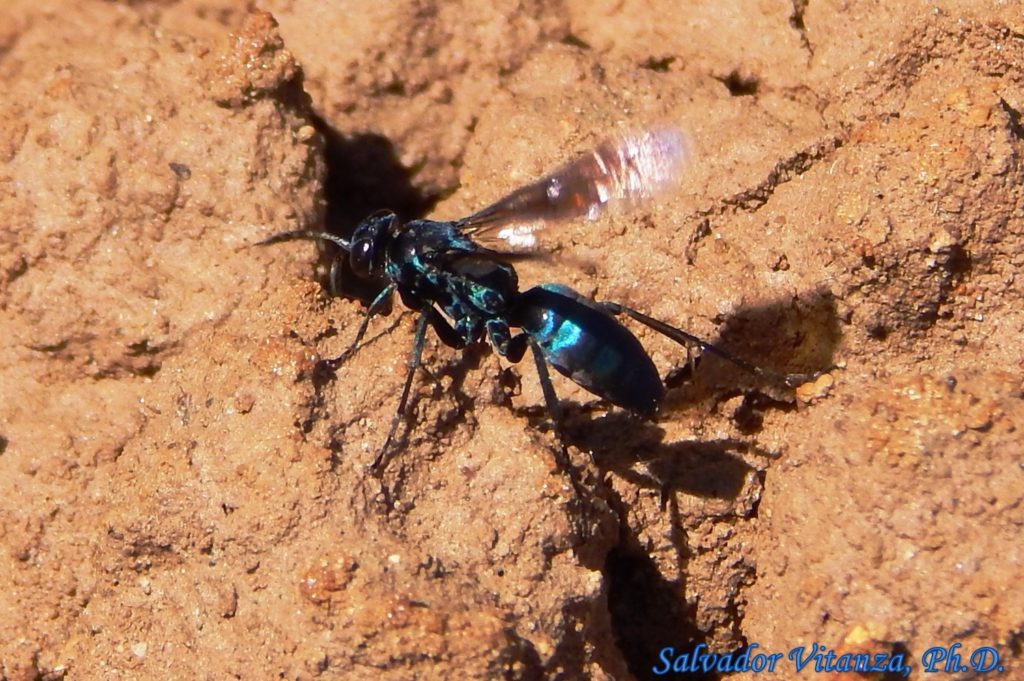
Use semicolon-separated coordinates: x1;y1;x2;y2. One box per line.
512;284;664;418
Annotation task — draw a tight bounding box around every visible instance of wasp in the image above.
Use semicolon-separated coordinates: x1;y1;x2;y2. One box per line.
262;128;798;472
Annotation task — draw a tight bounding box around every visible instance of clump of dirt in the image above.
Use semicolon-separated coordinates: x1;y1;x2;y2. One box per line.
1;1;1021;679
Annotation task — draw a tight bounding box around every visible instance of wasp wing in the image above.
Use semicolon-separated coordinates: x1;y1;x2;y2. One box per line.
455;127;693;253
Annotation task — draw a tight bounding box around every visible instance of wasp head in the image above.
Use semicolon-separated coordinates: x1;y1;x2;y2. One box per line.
348;210;398;279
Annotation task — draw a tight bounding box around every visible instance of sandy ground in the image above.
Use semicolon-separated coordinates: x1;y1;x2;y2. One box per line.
1;1;1022;679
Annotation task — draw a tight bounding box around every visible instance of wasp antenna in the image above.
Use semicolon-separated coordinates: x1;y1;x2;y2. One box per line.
256;230;351;251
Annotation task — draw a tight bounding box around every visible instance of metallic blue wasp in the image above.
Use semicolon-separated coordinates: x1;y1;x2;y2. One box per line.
262;128;786;472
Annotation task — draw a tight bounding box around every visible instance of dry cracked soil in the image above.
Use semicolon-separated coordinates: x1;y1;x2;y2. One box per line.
1;1;1022;679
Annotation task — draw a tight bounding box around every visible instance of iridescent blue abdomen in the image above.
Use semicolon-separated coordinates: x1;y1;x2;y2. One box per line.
511;284;664;417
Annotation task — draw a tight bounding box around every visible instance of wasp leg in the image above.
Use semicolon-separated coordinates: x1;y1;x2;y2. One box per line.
324;283;397;369
486;318;526;362
372;306;467;474
491;326;564;436
483;324;591;499
526;339;593;500
373;310;429;473
598;301;816;387
528;338;562;424
414;307;473;390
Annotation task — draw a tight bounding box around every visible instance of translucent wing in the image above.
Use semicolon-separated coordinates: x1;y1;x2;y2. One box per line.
456;127;693;252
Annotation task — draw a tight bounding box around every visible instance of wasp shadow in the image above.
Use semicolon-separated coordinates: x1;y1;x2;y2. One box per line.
559;410;759;500
553;290;841;678
593;443;765;681
657;286;839;424
376;342;492;488
551;287;840;494
681;286;839;390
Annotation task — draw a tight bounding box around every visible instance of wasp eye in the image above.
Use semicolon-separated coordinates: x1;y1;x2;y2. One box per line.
350;237;374;278
347;210;396;280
